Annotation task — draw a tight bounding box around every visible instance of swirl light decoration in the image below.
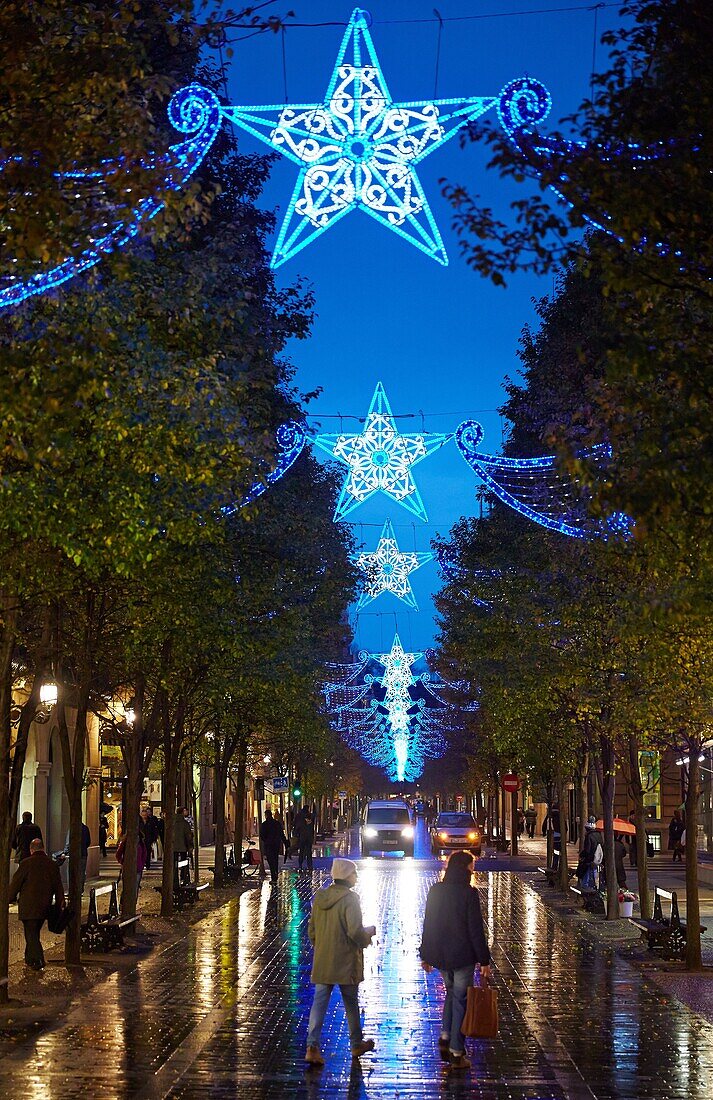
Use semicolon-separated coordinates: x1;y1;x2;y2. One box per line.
353;518;433;611
455;420;632;540
0;85;223;310
314;382;451;521
223;420;307;516
497;77;696;260
220;9;550;267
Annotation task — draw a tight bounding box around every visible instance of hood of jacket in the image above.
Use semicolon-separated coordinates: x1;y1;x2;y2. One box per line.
313;883;351;911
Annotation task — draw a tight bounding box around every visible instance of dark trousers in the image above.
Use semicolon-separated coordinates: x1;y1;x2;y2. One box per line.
298;841;313;871
23;919;45;969
264;847;280;882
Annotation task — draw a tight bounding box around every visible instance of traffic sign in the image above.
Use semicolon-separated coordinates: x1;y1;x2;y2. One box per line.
501;773;521;793
271;775;289;793
338;791;347;800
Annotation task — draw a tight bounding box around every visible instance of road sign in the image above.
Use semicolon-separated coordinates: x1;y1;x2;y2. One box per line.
338;791;347;799
501;773;521;793
271;775;289;793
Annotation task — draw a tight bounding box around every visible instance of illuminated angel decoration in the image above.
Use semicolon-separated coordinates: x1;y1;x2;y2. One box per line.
455;420;632;539
353;519;433;610
222;9;547;267
0;85;223;311
314;382;451;521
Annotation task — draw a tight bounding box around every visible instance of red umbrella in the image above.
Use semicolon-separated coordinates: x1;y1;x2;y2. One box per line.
595;817;636;835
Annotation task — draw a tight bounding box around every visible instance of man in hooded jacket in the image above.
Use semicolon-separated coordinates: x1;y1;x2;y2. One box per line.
305;857;376;1066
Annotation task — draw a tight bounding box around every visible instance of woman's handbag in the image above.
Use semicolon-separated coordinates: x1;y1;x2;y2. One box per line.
47;902;74;934
461;976;499;1039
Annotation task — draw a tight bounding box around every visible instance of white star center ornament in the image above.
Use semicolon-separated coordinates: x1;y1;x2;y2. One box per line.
353;519;433;610
222;8;501;266
314;382;451;521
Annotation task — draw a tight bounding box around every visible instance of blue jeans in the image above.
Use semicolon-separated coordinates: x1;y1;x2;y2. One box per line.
307;983;362;1050
440;966;472;1054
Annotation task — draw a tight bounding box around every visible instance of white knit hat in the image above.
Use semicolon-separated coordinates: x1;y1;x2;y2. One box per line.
332;857;357;880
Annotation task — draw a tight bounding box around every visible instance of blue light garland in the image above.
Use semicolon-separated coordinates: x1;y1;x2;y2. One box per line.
353;518;432;610
224;420;307;515
454;419;632;539
314;382;451;521
0;85;222;311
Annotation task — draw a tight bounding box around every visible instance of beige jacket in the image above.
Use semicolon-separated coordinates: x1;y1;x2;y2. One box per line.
308;883;372;985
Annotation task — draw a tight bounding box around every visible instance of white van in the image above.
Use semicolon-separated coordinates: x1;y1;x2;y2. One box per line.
361;799;414;858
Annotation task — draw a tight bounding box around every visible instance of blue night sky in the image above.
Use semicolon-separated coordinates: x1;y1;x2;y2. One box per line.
220;1;624;656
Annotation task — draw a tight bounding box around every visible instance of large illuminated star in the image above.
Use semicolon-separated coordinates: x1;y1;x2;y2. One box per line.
223;8;500;266
353;519;432;611
314;382;451;521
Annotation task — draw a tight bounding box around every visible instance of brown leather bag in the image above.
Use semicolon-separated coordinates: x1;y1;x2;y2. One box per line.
461;977;499;1039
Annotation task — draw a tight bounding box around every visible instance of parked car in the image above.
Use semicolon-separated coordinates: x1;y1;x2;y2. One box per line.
430;812;481;856
361;800;414;858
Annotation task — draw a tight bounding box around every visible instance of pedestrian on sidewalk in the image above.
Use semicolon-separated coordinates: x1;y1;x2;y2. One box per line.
305;857;376;1067
141;807;160;869
259;808;287;884
173;808;194;883
420;850;491;1072
524;806;536;839
668;810;684;862
614;834;628;888
116;830;148;895
578;818;603;889
12;812;43;864
99;814;109;858
298;812;315;873
9;838;65;971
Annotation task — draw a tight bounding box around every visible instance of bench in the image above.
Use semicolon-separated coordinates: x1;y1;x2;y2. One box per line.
208;844;242;885
172;857;208;910
80;882;140;953
570;884;605;915
629;887;706;961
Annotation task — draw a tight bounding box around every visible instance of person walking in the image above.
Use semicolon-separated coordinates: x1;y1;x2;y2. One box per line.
259;808;287;884
524;806;537;839
9;838;65;971
99;814;109;858
305;857;376;1067
141;807;160;870
298;811;315;873
578;817;603;889
420;850;491;1071
614;834;628;888
173;807;194;883
668;810;685;862
12;812;43;864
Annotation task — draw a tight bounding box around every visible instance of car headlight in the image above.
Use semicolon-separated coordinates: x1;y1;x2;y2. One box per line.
401;826;414;839
438;831;449;840
363;827;377;839
468;832;479;841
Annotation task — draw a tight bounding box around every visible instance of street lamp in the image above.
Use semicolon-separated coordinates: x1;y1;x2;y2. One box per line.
39;679;58;707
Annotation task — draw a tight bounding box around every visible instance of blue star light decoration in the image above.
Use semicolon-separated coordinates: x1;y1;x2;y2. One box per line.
221;8;537;267
353;519;433;611
314;382;451;521
455;420;632;540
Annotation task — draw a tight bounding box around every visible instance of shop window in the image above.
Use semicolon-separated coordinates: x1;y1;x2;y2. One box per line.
639;751;661;820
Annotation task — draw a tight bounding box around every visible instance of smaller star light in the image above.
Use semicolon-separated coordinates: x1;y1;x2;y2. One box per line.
314;382;451;521
353;519;432;611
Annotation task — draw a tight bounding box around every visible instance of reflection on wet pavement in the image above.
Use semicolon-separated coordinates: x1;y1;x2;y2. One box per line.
1;853;711;1099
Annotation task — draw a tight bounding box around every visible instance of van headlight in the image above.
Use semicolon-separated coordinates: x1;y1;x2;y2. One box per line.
401;826;414;839
363;827;378;839
468;832;479;841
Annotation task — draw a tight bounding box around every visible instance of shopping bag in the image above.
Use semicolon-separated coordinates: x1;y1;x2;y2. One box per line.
461;980;499;1039
47;902;74;934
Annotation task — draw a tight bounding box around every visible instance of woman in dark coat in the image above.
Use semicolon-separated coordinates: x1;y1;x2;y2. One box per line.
420;850;491;1071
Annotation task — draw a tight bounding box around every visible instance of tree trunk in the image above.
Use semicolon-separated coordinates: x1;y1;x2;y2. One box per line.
510;789;518;857
557;774;570;891
596;734;619;920
0;591;18;1004
628;734;651;920
56;680;90;966
684;747;703;970
499;782;507;851
234;747;247;871
213;758;228;888
120;755;143;919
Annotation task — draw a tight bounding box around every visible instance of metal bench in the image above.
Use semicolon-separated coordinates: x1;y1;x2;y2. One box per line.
538;850;560;886
80;882;140;953
570;883;605;915
172;857;209;910
629;886;706;961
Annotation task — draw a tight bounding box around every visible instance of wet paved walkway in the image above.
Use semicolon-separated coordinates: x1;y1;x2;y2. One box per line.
1;836;712;1098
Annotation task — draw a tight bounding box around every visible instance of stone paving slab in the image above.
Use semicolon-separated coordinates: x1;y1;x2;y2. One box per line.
0;855;712;1099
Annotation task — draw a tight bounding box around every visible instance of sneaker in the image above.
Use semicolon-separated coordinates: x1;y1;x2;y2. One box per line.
351;1039;375;1058
449;1052;471;1070
305;1045;325;1066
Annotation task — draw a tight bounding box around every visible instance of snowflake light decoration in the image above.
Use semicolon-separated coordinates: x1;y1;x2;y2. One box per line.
222;8;526;267
353;518;432;610
314;382;451;521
